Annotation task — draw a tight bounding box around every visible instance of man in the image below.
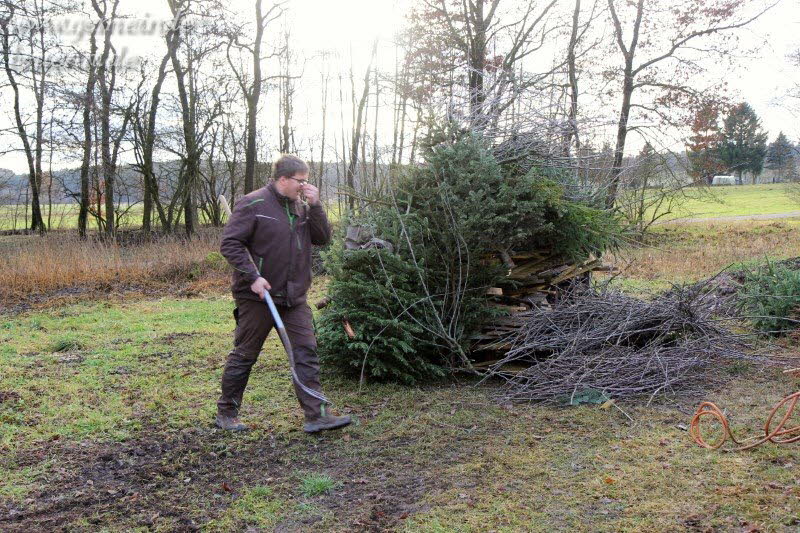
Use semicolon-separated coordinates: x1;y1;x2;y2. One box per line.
216;154;351;433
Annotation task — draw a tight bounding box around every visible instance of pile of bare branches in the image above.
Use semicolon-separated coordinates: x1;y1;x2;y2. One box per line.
480;284;756;404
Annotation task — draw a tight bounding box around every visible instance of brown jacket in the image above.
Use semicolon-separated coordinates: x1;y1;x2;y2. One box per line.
220;182;332;306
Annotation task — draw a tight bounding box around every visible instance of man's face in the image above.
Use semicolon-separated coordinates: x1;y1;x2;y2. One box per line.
279;172;309;201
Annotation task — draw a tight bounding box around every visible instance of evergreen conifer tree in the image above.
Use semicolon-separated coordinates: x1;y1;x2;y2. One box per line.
765;132;795;183
719;103;768;185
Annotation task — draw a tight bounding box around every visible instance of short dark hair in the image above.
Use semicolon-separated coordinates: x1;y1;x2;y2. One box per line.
272;154;309;180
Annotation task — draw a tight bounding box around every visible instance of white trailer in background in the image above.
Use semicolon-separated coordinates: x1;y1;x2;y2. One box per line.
712;175;736;185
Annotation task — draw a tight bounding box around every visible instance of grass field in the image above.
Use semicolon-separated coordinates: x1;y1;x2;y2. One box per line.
1;280;798;531
0;203;144;232
1;214;799;530
653;183;799;222
603;218;800;293
0;199;345;232
2;183;796;232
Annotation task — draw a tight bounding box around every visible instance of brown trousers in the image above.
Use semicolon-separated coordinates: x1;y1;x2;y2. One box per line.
217;298;323;420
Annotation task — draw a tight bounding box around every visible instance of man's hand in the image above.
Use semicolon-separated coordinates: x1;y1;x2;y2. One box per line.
301;183;320;206
250;276;271;297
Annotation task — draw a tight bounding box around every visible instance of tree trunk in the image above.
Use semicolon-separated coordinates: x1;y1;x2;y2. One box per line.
319;68;328;193
79;21;99;238
166;0;200;235
468;0;486;124
564;0;581;159
99;73;114;236
33;10;46;228
141;10;183;233
243;0;266;194
280;36;292;154
345;42;377;210
606;68;633;210
1;6;45;232
605;0;643;210
372;63;379;189
92;0;120;236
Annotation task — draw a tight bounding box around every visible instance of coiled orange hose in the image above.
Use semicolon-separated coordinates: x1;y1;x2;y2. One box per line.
690;391;800;451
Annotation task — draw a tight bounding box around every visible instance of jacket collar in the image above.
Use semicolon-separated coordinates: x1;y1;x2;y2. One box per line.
268;181;305;218
268;181;295;206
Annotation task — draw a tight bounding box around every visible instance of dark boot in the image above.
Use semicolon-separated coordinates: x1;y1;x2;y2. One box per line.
303;414;352;433
215;414;248;432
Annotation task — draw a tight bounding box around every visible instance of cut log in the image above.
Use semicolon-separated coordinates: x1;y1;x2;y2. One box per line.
471;253;606;355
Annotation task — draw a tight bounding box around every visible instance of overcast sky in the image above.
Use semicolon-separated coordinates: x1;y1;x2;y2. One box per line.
734;0;800;136
0;0;798;174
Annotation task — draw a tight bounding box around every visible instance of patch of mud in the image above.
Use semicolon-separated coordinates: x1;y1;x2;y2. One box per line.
0;390;21;403
157;332;193;345
0;425;441;532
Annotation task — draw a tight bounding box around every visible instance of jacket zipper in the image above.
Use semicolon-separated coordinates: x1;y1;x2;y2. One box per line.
285;203;302;251
285;200;296;306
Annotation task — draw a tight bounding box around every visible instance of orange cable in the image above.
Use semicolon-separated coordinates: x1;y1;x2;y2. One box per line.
689;391;800;451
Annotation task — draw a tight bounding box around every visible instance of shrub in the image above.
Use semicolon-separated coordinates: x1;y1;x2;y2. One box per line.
317;247;449;384
204;251;228;270
738;260;800;335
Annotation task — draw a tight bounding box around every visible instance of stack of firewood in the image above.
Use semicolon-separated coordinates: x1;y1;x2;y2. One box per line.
471;252;612;354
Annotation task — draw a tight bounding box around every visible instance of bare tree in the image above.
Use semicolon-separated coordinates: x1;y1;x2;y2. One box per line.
0;0;57;232
277;29;299;155
409;0;560;126
90;0;121;235
617;142;691;233
603;0;776;209
563;0;602;158
130;5;187;233
317;51;331;193
390;50;407;166
198;78;241;226
165;0;228;235
219;110;246;205
344;41;377;211
226;0;284;194
77;15;101;237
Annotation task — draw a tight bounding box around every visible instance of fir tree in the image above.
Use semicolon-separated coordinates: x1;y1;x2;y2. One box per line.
719;103;768;185
765;132;795;183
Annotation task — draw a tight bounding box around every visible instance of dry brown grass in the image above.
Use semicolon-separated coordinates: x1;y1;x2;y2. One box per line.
609;220;800;282
3;219;798;307
0;228;229;302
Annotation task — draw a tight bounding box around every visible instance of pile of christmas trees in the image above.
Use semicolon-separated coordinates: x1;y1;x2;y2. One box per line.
317;128;620;384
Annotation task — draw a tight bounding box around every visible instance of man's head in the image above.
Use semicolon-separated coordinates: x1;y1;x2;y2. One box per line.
272;154;310;201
